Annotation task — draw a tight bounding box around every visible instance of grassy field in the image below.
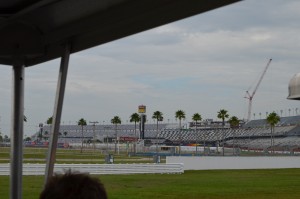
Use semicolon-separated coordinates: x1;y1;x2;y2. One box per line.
1;147;300;198
1;169;300;199
0;147;163;164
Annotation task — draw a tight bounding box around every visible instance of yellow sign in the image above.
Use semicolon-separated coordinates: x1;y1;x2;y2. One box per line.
138;105;146;113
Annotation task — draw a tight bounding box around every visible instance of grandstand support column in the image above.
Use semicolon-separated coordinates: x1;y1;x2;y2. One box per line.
232;129;235;156
248;133;250;153
45;44;70;185
10;59;25;199
222;129;225;156
203;132;206;156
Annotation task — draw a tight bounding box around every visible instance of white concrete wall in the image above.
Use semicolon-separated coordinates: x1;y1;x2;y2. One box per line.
166;156;300;170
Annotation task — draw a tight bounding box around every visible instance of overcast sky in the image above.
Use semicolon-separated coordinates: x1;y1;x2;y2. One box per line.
1;0;300;136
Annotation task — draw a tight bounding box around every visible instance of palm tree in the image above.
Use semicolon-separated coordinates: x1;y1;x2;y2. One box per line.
152;111;163;153
217;109;229;156
130;113;140;154
228;116;239;155
192;113;202;155
46;116;53;141
175;110;185;155
228;116;239;128
111;116;121;154
152;111;163;132
63;131;68;143
46;116;53;125
266;112;280;154
217;109;229;126
175;110;186;129
78;118;87;153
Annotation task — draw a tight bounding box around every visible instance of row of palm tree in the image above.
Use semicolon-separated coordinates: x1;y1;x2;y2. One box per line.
266;112;280;154
44;110;236;154
44;108;280;154
111;116;121;153
216;109;280;155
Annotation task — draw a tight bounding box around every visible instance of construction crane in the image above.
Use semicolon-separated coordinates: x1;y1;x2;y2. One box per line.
245;58;272;121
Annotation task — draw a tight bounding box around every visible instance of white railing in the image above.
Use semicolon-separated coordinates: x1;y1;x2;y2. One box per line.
0;163;184;175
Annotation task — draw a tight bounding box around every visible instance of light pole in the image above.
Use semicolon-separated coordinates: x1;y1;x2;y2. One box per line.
104;126;111;152
89;121;99;152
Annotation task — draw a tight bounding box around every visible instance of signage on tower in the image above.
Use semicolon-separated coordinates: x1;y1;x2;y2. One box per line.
138;105;146;113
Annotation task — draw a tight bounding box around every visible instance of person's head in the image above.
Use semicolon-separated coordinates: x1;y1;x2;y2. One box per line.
40;171;107;199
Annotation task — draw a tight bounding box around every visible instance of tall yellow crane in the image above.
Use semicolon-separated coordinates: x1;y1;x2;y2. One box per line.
245;59;272;121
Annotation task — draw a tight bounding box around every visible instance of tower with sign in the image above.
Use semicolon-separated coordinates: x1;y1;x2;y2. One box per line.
138;105;146;139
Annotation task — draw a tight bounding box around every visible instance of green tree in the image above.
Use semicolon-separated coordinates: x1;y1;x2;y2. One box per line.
228;116;239;155
78;118;87;153
175;110;186;129
111;116;121;154
130;113;140;154
228;116;239;128
46;116;53;141
130;113;140;136
152;111;163;133
217;109;229;126
217;109;229;156
192;113;202;154
46;116;53;125
266;112;280;154
4;135;9;142
175;110;185;155
63;131;68;143
152;111;164;153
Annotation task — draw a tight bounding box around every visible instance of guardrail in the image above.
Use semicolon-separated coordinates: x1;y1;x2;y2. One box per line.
0;163;184;175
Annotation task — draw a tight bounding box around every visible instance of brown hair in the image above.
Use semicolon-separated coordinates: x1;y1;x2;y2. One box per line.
40;171;107;199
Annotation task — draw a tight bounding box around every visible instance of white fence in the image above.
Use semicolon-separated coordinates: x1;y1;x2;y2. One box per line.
0;163;184;175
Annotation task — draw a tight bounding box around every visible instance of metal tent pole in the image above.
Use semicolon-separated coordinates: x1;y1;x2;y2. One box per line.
45;44;70;184
10;61;25;199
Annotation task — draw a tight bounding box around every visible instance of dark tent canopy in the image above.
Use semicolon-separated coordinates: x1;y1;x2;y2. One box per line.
0;0;240;66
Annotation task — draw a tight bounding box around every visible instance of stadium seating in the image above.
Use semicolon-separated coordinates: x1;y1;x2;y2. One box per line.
32;116;300;150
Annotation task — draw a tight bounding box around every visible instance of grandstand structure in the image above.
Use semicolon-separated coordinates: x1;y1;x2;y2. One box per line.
35;123;170;144
33;115;300;154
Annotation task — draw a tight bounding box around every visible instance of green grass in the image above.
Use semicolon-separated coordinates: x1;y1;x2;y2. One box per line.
1;169;300;199
0;147;163;164
1;147;300;198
